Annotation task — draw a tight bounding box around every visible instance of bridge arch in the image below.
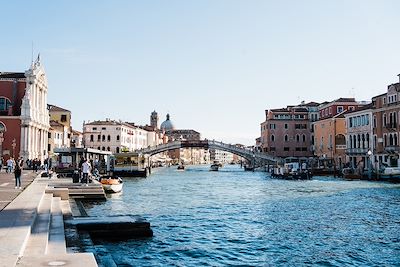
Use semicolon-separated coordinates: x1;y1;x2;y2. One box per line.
135;140;280;165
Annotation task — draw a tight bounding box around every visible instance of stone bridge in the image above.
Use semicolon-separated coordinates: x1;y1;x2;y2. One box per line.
135;140;281;166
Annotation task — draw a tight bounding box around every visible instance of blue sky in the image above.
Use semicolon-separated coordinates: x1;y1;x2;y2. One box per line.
1;0;399;145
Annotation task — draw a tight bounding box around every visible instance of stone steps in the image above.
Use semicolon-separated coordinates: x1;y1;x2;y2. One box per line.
22;193;52;256
47;197;67;254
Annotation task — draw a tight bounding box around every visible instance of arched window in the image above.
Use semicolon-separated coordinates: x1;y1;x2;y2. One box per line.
0;97;11;111
349;135;353;148
107;135;111;141
116;135;120;141
97;147;101;150
357;134;361;148
107;147;110;151
90;135;94;142
394;133;398;146
97;135;101;141
366;133;370;148
116;147;120;153
302;134;306;142
102;146;105;151
389;134;394;146
284;135;288;142
384;135;387;146
271;135;275;142
353;135;356;149
102;135;105;141
296;135;300;142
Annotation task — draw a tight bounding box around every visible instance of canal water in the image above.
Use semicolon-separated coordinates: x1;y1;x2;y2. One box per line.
84;165;400;266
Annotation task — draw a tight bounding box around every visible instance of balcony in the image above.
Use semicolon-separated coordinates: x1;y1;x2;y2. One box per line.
385;145;400;153
336;145;346;150
345;148;369;155
385;123;398;129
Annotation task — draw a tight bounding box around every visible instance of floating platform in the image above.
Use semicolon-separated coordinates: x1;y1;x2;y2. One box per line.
47;183;107;200
66;215;153;240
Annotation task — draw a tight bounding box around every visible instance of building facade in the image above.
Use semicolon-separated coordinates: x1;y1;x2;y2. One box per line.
0;57;50;163
83;119;152;154
344;105;373;170
260;105;313;158
372;77;400;167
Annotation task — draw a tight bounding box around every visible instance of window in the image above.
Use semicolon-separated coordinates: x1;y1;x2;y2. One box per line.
90;135;94;142
296;135;300;142
337;106;343;113
284;135;289;142
284;147;290;151
116;147;120;153
61;115;67;122
107;135;111;141
48;132;51;138
107;147;110;151
284;124;288;129
373;115;377;128
295;147;301;151
0;97;11;111
102;127;106;130
97;135;101;141
117;135;120;141
93;127;97;130
302;134;306;142
48;144;51;151
269;124;276;129
102;135;105;141
271;135;275;142
328;107;332;114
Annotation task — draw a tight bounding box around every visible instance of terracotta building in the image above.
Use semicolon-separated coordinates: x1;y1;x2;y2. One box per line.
0;57;50;163
260;105;314;158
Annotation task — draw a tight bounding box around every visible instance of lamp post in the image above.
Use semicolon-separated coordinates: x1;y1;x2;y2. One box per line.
367;150;372;179
0;132;4;158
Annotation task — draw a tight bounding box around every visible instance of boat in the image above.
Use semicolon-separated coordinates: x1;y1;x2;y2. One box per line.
100;176;123;193
378;167;400;182
210;164;219;171
271;163;312;180
177;164;185;170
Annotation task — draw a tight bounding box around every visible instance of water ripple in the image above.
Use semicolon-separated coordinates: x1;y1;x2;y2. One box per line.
84;165;400;266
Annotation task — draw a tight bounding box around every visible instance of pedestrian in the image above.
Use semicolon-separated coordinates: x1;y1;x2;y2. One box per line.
0;157;3;172
14;161;22;189
81;159;91;185
6;157;13;173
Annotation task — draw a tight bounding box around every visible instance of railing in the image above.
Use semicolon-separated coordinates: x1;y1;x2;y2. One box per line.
345;148;369;154
384;145;400;152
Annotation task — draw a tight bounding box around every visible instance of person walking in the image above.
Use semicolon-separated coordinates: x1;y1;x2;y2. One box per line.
6;157;13;173
81;159;92;185
14;160;22;189
0;157;3;172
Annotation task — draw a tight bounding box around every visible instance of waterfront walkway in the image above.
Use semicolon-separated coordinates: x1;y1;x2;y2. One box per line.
0;170;98;267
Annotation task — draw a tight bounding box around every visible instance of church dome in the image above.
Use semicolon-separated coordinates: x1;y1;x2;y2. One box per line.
160;114;175;131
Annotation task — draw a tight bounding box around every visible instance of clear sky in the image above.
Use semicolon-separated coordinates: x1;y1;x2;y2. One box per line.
1;0;399;145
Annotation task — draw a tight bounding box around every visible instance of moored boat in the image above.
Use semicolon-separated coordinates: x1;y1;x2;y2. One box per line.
100;176;123;193
177;164;185;170
378;167;400;182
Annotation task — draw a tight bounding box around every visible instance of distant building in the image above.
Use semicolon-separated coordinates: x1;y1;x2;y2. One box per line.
210;149;233;164
71;129;83;148
0;57;50;162
48;104;72;157
372;76;400;168
150;110;159;129
318;98;360;120
260;105;314;158
83;119;152;153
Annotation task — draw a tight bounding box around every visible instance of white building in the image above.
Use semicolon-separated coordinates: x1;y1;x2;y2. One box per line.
344;104;374;169
210;149;234;164
83;119;157;153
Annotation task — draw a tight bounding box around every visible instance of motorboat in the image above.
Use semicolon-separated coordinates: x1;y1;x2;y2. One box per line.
210;164;219;171
100;176;123;193
378;167;400;181
177;164;185;170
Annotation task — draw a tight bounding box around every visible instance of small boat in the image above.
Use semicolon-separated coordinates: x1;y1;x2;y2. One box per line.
210;164;219;171
100;176;123;193
378;167;400;181
177;164;185;170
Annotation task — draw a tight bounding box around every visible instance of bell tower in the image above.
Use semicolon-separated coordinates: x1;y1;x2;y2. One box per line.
150;110;159;129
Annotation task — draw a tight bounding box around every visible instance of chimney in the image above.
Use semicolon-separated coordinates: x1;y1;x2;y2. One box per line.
397;74;400;83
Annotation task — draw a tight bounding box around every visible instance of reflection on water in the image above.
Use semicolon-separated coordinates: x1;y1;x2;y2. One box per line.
84;165;400;266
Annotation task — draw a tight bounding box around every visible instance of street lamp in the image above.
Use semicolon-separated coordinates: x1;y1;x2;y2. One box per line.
367;150;372;179
0;132;4;158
